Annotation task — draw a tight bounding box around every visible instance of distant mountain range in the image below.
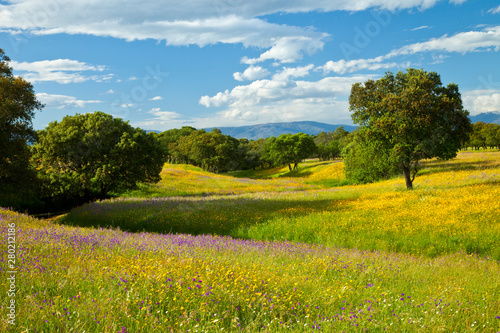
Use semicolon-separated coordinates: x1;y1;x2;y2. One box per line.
146;121;357;139
204;121;358;140
147;112;500;140
469;111;500;125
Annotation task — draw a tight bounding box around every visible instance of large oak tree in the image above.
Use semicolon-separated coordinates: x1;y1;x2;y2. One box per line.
263;133;316;171
33;112;165;202
174;129;240;173
348;68;472;189
0;48;44;208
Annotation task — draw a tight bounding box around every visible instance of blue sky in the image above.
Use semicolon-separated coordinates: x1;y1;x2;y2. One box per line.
1;0;499;131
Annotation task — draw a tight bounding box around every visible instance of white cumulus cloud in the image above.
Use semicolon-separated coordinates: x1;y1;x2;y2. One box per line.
319;58;409;75
241;36;326;64
233;66;270;81
463;90;500;115
319;25;500;75
272;64;315;81
488;5;500;14
133;107;184;129
36;93;102;109
0;0;454;65
387;25;500;56
199;71;376;125
11;59;110;84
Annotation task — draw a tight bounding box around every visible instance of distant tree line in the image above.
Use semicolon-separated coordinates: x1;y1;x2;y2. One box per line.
158;126;352;173
314;127;350;161
466;122;500;150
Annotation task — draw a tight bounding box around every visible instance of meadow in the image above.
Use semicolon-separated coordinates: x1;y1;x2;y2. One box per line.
1;150;500;332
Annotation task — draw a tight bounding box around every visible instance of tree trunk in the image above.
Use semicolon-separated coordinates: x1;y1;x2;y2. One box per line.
288;164;292;171
99;185;107;199
402;165;413;190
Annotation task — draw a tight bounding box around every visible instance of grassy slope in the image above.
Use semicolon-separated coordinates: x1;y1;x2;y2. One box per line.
63;152;500;259
1;151;500;332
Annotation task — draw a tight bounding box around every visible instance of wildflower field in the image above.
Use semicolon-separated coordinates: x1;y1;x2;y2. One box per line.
1;151;500;332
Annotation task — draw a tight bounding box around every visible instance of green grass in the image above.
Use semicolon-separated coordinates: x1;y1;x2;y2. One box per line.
2;151;500;332
60;152;500;259
227;160;340;180
116;163;314;198
2;208;500;332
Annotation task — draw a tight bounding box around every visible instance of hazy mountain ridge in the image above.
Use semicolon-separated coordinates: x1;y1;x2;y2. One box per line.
204;121;358;140
147;112;500;139
469;111;500;125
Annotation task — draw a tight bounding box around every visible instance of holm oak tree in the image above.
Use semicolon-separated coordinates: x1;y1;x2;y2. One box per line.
348;68;472;189
33;112;165;202
0;48;44;208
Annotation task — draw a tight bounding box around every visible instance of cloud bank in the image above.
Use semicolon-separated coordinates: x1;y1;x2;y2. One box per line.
0;0;464;64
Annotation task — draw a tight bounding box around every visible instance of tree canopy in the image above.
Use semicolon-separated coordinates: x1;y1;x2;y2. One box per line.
347;68;472;189
162;128;240;173
0;48;44;208
314;127;350;161
33;112;165;204
468;122;500;150
263;133;316;171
